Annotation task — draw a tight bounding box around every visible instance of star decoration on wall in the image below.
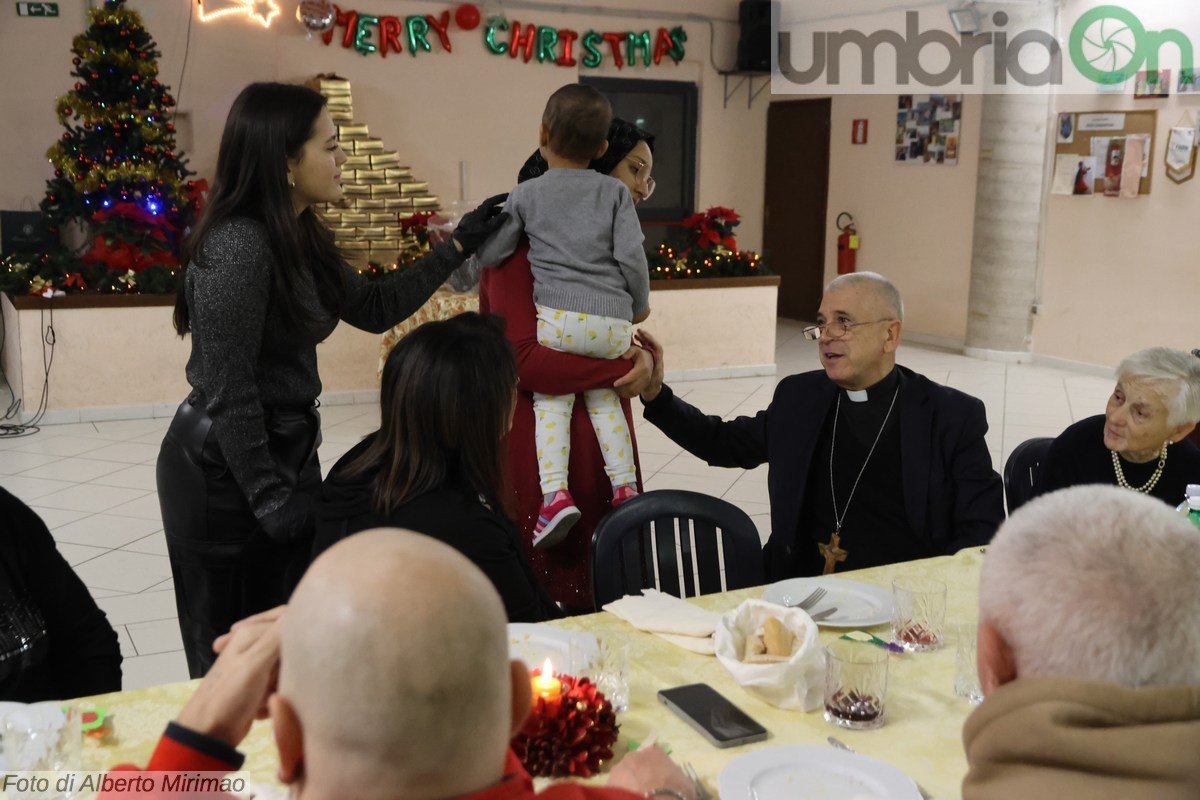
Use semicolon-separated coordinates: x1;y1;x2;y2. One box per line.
197;0;281;28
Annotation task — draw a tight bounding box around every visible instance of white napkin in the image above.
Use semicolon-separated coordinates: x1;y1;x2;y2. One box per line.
655;631;717;655
603;589;721;653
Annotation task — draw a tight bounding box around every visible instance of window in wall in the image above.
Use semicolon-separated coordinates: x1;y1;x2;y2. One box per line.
580;77;697;225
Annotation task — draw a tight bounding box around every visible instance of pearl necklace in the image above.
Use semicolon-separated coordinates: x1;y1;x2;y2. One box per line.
1110;442;1168;494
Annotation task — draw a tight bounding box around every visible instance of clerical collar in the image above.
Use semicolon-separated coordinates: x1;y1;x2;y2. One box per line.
842;367;899;404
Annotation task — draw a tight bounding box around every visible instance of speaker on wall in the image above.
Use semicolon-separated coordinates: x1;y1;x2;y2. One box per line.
736;0;773;72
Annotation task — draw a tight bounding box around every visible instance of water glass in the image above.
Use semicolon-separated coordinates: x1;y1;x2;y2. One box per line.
891;576;947;652
955;623;984;703
3;703;83;798
823;640;888;730
592;636;630;713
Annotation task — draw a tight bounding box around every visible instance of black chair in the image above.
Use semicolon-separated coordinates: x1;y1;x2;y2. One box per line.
1003;437;1054;515
590;489;765;609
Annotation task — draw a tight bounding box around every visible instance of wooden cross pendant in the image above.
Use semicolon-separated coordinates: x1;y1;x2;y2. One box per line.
819;531;848;575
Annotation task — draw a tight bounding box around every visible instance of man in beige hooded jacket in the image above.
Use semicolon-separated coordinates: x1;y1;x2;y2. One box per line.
963;484;1200;799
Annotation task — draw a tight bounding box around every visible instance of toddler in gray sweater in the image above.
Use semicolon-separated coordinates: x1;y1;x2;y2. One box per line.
477;85;650;548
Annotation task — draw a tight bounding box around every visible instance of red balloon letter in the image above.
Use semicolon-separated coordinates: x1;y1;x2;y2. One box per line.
509;20;536;62
557;28;578;66
653;27;674;65
425;10;452;52
380;15;403;57
602;32;625;69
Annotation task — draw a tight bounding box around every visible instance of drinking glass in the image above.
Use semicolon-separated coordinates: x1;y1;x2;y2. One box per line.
823;640;888;730
3;703;83;799
955;623;984;703
592;636;630;713
891;576;947;652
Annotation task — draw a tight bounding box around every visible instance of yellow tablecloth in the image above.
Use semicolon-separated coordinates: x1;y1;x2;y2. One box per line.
76;550;984;799
553;549;984;800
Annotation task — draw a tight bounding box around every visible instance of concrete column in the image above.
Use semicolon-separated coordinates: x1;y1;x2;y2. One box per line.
964;5;1057;358
964;90;1051;356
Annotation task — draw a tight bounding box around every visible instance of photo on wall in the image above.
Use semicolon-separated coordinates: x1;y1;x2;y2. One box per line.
1134;70;1170;99
1057;113;1076;144
1178;69;1200;95
895;95;962;165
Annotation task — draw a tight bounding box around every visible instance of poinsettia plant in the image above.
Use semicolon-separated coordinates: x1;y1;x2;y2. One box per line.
647;206;768;280
357;211;442;281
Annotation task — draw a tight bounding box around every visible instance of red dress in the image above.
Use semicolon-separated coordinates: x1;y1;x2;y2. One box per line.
480;242;644;610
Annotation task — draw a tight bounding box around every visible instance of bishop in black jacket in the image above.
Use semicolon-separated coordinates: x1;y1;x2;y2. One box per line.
638;272;1004;579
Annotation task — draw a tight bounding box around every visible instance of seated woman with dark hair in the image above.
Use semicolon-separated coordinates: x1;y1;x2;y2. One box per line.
312;313;559;622
0;487;122;701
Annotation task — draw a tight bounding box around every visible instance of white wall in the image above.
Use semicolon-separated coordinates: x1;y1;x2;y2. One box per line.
822;93;983;344
1035;1;1200;365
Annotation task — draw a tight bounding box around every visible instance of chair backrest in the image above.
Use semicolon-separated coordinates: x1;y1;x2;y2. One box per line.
1003;437;1054;515
590;489;765;609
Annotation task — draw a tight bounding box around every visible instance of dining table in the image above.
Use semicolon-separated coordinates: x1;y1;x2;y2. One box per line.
69;549;985;799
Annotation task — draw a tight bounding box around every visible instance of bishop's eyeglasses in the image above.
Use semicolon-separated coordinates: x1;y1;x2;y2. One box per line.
802;319;895;341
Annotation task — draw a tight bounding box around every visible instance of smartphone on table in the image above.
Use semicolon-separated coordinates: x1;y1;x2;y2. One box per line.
658;683;769;748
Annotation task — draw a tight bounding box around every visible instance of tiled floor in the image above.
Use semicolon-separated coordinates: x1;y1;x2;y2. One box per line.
0;319;1115;690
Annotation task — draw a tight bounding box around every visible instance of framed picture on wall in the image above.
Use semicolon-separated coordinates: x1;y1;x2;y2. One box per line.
1134;70;1170;99
895;94;961;166
1178;69;1200;95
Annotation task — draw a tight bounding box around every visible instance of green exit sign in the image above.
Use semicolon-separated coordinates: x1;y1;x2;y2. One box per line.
16;2;59;16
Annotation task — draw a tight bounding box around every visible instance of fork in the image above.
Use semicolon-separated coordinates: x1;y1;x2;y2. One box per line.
681;761;713;800
785;587;827;610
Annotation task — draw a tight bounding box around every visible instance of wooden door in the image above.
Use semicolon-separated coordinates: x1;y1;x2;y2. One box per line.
764;99;831;321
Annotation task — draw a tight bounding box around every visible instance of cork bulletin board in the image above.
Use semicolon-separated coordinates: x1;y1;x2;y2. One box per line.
1054;110;1158;195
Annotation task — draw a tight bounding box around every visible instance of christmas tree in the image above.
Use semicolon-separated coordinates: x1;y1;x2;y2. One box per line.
1;0;201;296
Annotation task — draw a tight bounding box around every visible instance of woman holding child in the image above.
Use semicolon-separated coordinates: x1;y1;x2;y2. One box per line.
479;87;658;611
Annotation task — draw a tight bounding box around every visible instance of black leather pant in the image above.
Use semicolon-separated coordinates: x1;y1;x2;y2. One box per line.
156;394;321;678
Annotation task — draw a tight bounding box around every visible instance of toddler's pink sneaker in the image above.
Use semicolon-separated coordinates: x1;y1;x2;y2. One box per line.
611;485;639;509
532;490;581;548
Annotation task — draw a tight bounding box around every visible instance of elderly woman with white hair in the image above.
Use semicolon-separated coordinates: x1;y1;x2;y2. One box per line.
1033;347;1200;506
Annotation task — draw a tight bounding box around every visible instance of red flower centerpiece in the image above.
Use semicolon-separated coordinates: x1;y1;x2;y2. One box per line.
511;660;620;778
648;205;767;280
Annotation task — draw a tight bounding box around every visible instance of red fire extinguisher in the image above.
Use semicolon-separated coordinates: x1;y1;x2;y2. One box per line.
836;212;859;275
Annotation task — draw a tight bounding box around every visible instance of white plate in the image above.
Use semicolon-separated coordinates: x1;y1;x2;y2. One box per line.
718;744;922;800
507;623;597;674
761;577;892;628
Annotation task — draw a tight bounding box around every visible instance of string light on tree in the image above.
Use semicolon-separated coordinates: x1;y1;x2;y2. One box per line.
645;207;768;281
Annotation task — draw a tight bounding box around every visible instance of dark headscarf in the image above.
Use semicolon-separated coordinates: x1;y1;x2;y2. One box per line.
517;118;655;183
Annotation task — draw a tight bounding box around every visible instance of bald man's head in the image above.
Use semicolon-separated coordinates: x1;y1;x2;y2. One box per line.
278;530;512;799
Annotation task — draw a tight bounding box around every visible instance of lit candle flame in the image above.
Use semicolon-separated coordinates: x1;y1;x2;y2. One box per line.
531;658;563;702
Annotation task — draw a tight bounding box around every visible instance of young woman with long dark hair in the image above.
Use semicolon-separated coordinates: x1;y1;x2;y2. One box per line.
157;82;506;676
313;313;558;622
